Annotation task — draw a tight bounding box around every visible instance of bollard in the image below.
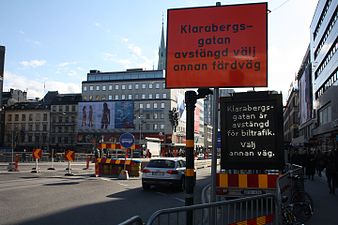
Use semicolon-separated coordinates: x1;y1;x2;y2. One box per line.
15;154;19;171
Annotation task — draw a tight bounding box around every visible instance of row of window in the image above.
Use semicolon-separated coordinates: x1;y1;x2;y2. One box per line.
83;93;168;101
315;68;338;99
83;82;165;92
6;123;49;132
6;133;49;144
314;38;337;79
7;113;48;122
6;134;75;145
314;8;337;59
51;105;77;112
313;0;333;40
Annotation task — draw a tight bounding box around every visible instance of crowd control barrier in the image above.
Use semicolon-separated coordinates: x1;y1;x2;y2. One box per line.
95;158;141;177
119;193;277;225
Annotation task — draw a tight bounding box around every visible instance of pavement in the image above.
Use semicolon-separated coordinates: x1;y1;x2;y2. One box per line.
304;173;338;225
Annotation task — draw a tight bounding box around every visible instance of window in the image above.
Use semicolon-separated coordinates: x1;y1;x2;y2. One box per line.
146;103;151;109
135;84;139;89
142;84;146;89
319;104;332;125
161;102;165;108
160;124;165;129
155;94;160;99
43;113;47;121
142;94;146;99
8;114;12;121
96;85;100;91
115;95;119;100
83;86;87;91
122;84;126;90
154;124;158;130
29;114;33;121
128;84;132;90
155;83;160;88
22;114;26;121
15;114;19;121
128;94;132;100
163;93;167;98
102;85;106;91
89;86;94;91
109;95;113;100
109;85;113;90
115;84;119;90
154;103;158;108
149;94;153;99
149;83;153;89
140;103;144;109
135;94;139;99
154;113;158;119
121;94;126;100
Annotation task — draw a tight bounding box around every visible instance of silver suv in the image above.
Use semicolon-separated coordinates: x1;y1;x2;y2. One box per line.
142;158;194;191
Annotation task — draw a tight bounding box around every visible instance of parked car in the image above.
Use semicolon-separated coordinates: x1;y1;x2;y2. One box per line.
141;157;195;191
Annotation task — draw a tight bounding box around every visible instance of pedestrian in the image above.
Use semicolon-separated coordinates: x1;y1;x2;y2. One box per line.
325;152;336;194
315;150;325;177
305;152;316;180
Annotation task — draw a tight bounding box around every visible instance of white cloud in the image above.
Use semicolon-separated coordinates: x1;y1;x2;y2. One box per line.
20;60;46;68
56;61;84;78
3;71;81;99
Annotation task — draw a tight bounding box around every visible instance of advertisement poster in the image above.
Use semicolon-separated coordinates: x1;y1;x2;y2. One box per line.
78;101;134;131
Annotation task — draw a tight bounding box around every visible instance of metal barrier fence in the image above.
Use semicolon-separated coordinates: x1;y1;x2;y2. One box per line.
145;193;277;225
118;216;144;225
276;164;303;206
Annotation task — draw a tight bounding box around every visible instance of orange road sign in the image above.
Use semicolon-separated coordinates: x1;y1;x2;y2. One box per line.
65;150;75;161
32;148;42;159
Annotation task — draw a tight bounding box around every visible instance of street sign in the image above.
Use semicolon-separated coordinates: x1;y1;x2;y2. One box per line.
119;133;135;148
166;3;268;88
32;148;42;159
65;150;75;161
220;91;284;170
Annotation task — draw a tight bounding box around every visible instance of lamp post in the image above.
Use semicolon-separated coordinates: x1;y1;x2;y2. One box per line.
138;115;142;146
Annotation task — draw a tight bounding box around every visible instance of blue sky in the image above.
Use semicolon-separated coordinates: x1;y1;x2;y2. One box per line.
1;0;318;103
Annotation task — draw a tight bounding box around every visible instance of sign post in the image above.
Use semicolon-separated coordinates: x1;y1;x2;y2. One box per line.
32;148;42;173
65;150;75;176
166;3;268;224
119;133;135;180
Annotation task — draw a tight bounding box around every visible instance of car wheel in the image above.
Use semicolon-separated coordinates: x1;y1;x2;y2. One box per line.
142;182;150;191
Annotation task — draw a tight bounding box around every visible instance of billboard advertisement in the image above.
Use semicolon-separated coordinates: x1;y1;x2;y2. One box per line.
78;101;134;131
166;3;267;88
299;66;312;125
220;92;284;170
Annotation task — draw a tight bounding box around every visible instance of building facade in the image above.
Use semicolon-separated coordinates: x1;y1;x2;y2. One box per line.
50;93;82;153
283;84;299;145
310;0;338;151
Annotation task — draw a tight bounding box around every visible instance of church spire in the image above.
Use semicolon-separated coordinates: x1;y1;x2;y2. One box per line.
157;15;166;70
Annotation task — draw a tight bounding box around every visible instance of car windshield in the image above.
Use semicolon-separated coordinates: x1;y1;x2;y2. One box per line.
147;159;175;168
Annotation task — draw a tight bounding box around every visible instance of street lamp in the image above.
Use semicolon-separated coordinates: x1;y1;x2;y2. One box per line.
138;115;143;146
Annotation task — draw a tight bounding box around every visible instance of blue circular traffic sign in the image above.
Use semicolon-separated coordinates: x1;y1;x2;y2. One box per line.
119;133;135;148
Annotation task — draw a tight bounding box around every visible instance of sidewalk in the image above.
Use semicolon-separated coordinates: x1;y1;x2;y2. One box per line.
304;173;338;225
